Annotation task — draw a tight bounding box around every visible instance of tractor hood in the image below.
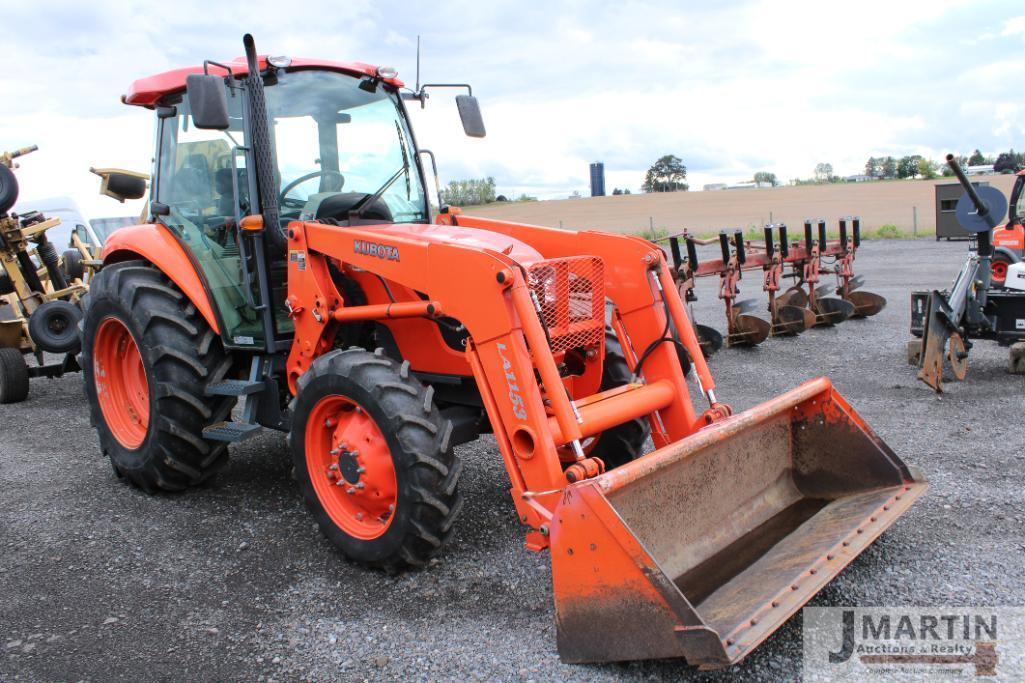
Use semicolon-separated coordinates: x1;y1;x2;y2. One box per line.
363;222;545;267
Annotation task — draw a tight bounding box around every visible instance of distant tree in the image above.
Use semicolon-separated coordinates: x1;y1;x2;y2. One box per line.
814;163;834;182
514;193;537;202
881;156;898;179
897;155;923;179
623;188;631;194
753;171;779;187
917;157;938;180
440;177;496;206
643;155;688;192
612;188;623;195
994;149;1024;173
570;190;582;198
968;149;988;166
864;157;879;179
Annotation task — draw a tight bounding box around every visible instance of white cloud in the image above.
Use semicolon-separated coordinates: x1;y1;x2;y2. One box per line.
2;0;1022;215
1001;15;1025;37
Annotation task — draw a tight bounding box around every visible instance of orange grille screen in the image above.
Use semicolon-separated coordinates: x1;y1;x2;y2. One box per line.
526;257;605;354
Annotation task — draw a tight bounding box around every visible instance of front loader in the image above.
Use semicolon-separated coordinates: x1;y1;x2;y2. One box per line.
80;34;926;669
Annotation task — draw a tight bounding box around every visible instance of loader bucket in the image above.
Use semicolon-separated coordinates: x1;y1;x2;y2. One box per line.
550;377;926;669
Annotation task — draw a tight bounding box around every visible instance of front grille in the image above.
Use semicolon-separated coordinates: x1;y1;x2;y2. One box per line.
526;256;605;354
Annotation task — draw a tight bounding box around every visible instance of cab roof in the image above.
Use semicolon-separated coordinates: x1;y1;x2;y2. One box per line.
123;56;405;107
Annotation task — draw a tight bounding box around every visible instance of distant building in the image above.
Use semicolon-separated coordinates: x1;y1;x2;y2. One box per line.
589;162;606;197
966;164;995;176
703;183;727;191
726;181;773;190
845;174;873;183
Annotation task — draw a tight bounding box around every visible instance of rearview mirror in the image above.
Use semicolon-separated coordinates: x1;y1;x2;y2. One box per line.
455;95;486;138
91;167;149;203
186;74;230;130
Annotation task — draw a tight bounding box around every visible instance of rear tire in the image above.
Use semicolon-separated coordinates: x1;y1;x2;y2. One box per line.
590;329;652;470
0;347;30;404
81;261;236;493
289;348;462;571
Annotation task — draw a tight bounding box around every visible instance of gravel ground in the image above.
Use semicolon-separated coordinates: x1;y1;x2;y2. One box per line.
2;238;1023;682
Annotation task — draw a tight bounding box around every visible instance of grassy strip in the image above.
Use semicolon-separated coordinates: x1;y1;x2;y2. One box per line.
632;223;933;243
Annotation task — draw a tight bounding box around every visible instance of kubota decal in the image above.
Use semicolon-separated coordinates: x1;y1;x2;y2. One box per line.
495;342;527;420
353;240;400;261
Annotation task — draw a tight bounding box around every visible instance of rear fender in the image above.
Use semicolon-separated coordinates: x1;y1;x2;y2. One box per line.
102;223;219;334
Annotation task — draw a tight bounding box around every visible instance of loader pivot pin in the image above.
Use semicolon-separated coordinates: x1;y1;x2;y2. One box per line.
565;457;605;483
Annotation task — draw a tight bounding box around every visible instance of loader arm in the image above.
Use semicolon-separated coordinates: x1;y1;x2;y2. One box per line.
285;218;714;535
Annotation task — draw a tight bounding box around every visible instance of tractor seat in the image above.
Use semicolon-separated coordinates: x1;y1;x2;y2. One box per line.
315;192;393;224
214;167;248;218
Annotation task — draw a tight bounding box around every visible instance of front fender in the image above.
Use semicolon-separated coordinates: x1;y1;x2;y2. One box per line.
994;246;1022;264
102;223;220;334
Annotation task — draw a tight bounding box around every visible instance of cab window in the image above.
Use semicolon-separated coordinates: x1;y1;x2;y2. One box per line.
154;88;265;348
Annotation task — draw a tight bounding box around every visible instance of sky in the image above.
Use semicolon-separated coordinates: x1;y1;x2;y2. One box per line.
3;0;1024;220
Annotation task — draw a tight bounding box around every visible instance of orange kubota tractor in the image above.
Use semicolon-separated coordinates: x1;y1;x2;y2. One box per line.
80;35;926;669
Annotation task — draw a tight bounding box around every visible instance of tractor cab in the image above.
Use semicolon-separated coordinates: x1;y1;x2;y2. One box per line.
125;51;482;351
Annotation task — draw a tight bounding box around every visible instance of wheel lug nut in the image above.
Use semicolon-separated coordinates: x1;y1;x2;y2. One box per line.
328;464;338;471
356;512;364;520
356;482;365;489
388;504;395;512
351;450;359;457
356;466;365;474
346;487;356;494
329;448;339;455
324;418;334;427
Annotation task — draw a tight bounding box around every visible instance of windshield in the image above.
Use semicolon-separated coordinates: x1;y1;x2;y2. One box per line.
266;70;427;224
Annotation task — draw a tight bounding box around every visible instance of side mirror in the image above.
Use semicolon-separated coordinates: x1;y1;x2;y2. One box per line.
455;95;486;138
185;74;230;130
91;168;149;203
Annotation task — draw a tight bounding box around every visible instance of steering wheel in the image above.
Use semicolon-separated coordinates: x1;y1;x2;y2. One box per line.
279;170;345;206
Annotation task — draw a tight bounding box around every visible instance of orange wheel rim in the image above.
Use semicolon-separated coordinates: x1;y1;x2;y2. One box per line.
992;261;1008;282
93;317;150;449
306;395;397;540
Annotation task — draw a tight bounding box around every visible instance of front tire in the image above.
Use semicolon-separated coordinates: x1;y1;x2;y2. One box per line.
290;348;463;571
590;329;652;469
81;261;236;492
